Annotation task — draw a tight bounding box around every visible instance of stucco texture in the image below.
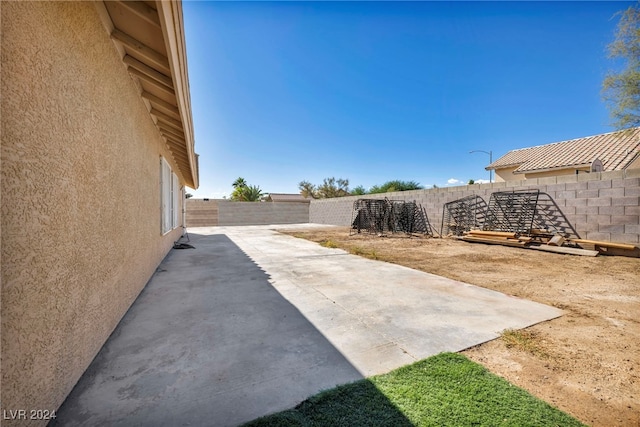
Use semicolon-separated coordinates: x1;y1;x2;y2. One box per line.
1;2;184;423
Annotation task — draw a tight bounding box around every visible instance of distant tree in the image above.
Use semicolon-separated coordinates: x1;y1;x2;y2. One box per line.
298;180;317;199
185;193;193;199
230;186;245;201
369;180;423;194
351;185;367;195
299;177;351;198
241;185;264;202
316;177;350;198
368;184;386;194
432;184;438;189
230;178;262;201
603;3;640;129
232;177;247;189
468;179;475;185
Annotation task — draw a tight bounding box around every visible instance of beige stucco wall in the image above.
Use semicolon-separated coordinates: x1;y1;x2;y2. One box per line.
493;166;518;182
1;2;185;423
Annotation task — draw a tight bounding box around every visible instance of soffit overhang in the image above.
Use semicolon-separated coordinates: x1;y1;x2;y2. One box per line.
96;0;198;189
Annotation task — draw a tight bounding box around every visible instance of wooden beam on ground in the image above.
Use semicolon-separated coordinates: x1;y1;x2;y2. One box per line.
460;236;526;248
568;239;637;251
529;244;599;257
468;230;517;239
118;1;161;28
531;229;553;236
547;235;565;247
111;28;170;72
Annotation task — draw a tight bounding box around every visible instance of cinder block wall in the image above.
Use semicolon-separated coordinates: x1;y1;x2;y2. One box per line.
185;199;219;227
186;199;310;226
218;201;310;225
310;168;640;244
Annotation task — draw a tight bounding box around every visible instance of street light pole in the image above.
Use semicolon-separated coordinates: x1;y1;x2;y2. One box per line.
469;150;493;183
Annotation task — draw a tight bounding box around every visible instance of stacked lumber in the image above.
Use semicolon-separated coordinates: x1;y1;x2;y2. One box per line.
457;230;600;256
457;229;639;257
566;238;639;257
458;230;528;248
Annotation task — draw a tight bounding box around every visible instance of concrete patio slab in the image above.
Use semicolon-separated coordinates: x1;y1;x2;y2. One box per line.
55;224;563;427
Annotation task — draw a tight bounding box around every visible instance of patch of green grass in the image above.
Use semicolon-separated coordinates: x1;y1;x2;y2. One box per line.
243;353;584;427
501;329;549;358
319;239;339;249
350;246;366;255
349;246;379;260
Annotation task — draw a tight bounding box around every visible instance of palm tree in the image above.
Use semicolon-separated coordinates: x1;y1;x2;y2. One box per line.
232;177;247;189
241;185;263;202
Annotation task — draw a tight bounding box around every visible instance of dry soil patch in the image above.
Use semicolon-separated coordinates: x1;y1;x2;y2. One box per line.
279;227;640;427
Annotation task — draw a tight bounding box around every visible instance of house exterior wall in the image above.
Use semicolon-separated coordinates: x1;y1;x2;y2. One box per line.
1;2;185;423
493;166;519;182
310;168;640;244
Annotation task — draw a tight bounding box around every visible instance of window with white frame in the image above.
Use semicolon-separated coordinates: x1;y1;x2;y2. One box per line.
160;157;181;234
172;171;179;228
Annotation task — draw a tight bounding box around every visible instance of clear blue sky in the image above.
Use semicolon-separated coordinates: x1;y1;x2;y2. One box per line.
183;1;632;198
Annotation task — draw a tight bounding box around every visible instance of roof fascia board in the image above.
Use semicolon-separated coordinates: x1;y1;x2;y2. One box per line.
486;162;522;171
156;0;198;189
514;163;592;175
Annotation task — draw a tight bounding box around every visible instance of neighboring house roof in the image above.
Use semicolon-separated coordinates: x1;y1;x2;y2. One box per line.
266;193;311;203
96;1;198;189
487;128;640;175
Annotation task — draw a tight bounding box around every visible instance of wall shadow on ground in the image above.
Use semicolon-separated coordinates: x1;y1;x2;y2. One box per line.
53;233;411;426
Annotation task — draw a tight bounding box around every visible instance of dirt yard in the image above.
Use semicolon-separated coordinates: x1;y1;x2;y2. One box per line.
279;227;640;427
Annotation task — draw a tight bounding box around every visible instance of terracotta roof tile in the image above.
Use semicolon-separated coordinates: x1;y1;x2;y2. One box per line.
487;128;640;173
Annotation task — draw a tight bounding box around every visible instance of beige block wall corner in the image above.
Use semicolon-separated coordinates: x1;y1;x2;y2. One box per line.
1;2;184;424
185;199;311;227
309;168;640;244
217;200;310;226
